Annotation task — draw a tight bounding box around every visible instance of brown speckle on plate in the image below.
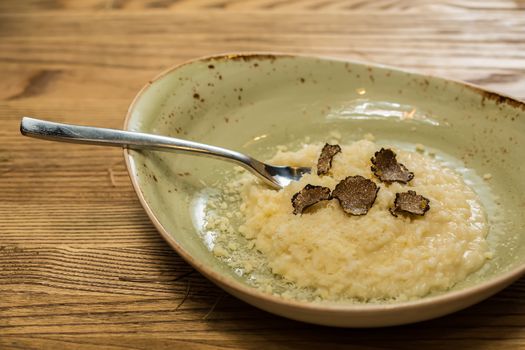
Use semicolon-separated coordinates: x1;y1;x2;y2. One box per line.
221;53;280;62
464;84;525;111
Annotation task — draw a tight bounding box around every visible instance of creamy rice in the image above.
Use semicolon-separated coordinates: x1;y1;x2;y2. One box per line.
206;139;492;301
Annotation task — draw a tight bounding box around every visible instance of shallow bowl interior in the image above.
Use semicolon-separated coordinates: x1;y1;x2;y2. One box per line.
125;53;525;327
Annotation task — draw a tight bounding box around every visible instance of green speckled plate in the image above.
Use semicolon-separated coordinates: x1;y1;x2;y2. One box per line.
124;53;525;327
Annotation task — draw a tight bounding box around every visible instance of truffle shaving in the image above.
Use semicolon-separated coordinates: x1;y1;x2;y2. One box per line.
332;175;379;215
390;190;430;217
317;143;342;176
371;148;414;184
291;184;332;215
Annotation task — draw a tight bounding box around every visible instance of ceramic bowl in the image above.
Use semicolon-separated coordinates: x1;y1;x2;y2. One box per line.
124;53;525;327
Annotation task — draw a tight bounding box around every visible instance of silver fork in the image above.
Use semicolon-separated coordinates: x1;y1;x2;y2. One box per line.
20;117;311;189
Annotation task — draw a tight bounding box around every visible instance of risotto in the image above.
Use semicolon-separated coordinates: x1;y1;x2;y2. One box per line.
206;139;492;301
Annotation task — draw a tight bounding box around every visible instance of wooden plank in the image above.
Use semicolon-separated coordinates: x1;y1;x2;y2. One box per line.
0;12;524;97
1;0;524;13
1;0;524;348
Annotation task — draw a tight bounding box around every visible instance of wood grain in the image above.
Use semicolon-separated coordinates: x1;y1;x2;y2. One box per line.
2;0;525;13
1;0;524;349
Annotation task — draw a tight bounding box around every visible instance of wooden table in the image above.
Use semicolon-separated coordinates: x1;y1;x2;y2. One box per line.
1;1;524;348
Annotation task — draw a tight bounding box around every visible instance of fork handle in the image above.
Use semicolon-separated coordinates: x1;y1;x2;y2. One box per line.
19;116;270;178
20;116;246;158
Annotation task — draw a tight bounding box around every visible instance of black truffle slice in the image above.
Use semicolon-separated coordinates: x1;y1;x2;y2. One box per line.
332;175;379;215
390;190;430;217
317;143;342;176
291;184;332;215
371;148;414;184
